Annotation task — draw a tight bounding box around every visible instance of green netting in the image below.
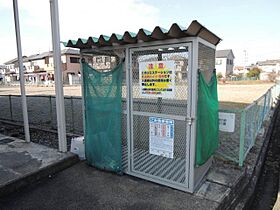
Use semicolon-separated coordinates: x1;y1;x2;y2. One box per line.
82;62;123;173
196;71;219;166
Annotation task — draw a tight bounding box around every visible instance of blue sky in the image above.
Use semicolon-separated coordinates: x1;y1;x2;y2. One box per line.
0;0;279;65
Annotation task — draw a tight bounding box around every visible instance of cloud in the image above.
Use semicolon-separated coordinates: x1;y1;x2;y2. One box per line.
58;0;159;40
0;0;159;63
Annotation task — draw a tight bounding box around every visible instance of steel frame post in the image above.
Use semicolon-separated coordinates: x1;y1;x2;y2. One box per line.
12;0;30;142
50;0;67;152
239;110;246;167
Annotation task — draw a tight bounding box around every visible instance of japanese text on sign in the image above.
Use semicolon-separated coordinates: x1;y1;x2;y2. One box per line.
139;61;175;98
149;117;174;158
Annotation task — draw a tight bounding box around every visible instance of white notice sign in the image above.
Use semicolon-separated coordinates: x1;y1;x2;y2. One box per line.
149;117;174;158
219;112;235;132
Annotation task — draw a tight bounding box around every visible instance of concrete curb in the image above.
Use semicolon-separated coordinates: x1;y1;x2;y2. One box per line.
0;152;79;197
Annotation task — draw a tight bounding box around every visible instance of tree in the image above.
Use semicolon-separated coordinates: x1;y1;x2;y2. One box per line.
247;67;261;78
217;72;223;80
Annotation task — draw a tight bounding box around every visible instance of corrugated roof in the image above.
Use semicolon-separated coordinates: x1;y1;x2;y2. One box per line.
65;20;221;49
216;49;234;58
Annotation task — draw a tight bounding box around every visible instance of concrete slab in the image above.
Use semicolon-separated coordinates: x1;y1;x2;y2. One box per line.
206;162;245;188
195;181;231;203
1;162;220;210
0;136;79;197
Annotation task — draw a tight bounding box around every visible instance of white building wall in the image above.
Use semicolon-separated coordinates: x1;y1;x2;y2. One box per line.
32;59;45;67
23;61;34;73
215;58;227;77
258;64;280;74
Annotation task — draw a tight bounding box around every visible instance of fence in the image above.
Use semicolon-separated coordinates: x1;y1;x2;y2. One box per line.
0;95;84;134
225;77;257;81
217;83;280;166
0;82;279;166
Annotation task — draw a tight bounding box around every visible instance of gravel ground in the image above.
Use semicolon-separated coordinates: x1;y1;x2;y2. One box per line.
0;95;84;134
0;122;76;150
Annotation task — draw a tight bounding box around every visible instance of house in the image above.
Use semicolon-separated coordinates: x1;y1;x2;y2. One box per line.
90;55;116;71
256;59;280;74
0;65;5;82
3;48;84;85
233;66;249;76
61;48;82;84
256;59;280;81
215;49;235;77
4;56;27;82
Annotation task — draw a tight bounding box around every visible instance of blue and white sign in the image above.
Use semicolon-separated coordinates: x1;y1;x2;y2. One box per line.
149;117;174;158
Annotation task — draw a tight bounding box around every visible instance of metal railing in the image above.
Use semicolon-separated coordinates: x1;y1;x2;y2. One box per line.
217;83;280;166
0;82;279;167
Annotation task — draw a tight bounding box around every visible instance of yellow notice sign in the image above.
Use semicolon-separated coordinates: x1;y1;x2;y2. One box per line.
139;61;175;98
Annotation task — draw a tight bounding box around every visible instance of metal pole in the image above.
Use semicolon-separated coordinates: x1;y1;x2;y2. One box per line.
9;95;13;121
12;0;30;142
49;95;53;128
50;0;67;152
70;96;75;132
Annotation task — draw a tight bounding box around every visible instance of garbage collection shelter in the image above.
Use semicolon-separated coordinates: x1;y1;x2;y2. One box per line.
65;20;221;193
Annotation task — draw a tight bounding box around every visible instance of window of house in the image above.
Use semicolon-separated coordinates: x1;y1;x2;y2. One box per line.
216;59;222;65
105;56;110;63
45;57;49;64
70;57;80;63
96;57;103;63
227;59;233;65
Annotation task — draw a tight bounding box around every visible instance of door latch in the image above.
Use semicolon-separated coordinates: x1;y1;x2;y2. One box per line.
186;117;195;125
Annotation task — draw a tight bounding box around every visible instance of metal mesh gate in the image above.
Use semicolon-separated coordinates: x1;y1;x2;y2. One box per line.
129;44;190;188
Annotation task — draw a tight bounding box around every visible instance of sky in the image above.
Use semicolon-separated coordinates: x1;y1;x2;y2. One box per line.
0;0;279;65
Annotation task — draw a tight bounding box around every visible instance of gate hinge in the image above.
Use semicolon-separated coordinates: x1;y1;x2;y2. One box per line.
186;117;195;125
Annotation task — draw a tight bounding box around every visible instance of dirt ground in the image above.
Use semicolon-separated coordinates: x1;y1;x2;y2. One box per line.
0;81;274;105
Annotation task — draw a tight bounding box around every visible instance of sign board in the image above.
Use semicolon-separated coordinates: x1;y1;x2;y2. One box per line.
219;112;235;132
139;61;175;98
149;117;174;158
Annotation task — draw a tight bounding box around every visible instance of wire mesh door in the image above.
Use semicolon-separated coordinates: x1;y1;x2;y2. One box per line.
129;43;191;190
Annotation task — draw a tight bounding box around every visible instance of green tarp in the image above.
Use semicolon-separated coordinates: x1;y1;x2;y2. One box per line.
196;71;219;166
82;62;123;173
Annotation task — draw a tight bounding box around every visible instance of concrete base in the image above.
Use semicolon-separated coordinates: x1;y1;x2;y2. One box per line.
0;135;79;197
